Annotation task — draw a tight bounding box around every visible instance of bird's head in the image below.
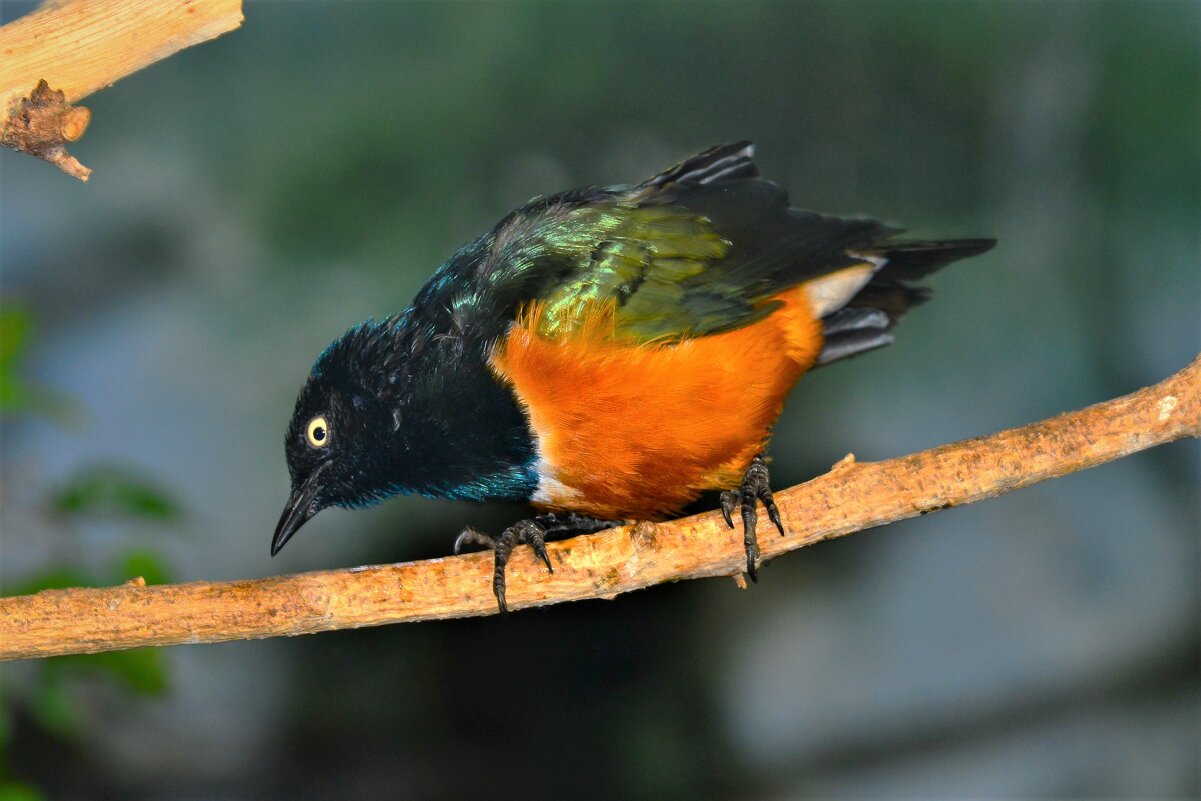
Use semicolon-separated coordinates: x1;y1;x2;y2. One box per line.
272;320;406;556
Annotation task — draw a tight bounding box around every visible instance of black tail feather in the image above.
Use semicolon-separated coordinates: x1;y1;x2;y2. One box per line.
817;237;994;366
632;142;996;365
873;238;996;281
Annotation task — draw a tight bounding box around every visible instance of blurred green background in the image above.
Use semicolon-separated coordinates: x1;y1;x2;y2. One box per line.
1;1;1198;799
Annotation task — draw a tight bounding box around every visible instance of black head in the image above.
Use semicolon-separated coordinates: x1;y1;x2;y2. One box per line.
272;320;406;556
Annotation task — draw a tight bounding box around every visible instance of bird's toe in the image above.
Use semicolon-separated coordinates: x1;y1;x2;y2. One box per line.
723;454;786;580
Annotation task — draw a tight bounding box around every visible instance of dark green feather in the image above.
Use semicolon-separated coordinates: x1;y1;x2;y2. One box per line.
473;142;897;343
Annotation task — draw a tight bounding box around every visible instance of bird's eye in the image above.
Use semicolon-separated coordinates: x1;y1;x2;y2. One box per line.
305;415;331;448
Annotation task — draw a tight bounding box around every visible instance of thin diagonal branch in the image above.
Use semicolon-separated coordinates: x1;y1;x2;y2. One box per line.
2;354;1198;661
0;0;243;179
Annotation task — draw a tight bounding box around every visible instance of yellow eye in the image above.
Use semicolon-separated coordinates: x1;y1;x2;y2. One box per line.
306;416;331;448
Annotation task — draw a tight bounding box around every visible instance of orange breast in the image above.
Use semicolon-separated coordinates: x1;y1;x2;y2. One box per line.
489;286;824;520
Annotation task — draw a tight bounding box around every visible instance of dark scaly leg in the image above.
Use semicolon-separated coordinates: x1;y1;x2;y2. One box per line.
453;512;621;613
720;454;785;581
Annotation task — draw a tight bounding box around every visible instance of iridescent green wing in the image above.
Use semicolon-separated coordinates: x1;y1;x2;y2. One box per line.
533;203;751;341
480;143;895;343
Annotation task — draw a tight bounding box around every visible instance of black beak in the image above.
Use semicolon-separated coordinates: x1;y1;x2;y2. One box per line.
272;467;325;556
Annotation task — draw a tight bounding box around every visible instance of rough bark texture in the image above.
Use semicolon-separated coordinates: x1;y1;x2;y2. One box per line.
0;0;243;179
0;79;93;179
1;354;1197;661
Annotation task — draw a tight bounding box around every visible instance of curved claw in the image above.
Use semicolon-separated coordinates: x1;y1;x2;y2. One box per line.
758;486;785;537
505;519;555;576
720;490;739;529
451;518;568;613
453;527;494;555
722;454;786;582
530;538;553;574
741;498;760;583
491;548;511;614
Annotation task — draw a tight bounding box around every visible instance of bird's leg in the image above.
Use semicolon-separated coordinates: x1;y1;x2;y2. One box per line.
720;454;785;582
453;513;621;613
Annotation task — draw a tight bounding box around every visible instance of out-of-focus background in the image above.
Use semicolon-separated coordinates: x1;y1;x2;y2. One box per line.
1;1;1198;799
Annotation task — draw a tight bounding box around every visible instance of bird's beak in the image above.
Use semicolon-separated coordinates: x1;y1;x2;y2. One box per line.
272;466;325;556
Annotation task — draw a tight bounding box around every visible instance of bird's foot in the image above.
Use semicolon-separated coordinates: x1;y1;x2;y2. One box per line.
454;513;620;613
720;455;785;582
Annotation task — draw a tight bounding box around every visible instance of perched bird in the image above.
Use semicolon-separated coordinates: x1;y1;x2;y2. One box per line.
273;142;994;611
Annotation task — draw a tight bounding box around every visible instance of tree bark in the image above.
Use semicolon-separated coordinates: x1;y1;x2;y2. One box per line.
1;354;1198;661
0;0;243;179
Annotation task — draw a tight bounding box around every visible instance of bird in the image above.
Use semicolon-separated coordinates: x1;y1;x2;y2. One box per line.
272;141;994;612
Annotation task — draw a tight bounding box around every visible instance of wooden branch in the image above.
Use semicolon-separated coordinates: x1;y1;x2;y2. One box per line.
2;354;1198;661
0;0;243;180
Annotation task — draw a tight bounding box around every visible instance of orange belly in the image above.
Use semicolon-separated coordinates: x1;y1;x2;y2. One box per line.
489;286;824;519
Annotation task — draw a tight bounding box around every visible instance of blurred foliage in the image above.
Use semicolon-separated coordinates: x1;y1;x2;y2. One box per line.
0;782;43;801
50;467;181;523
0;309;179;797
0;675;42;801
1;554;174;780
0;308;33;410
0;557;174;796
7;552;174;712
0;308;73;421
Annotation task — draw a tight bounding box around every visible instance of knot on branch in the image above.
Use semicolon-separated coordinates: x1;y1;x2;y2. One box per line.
2;79;92;181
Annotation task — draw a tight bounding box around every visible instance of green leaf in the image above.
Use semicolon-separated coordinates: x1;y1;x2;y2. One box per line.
0;307;77;421
7;556;172;696
28;673;78;738
0;308;29;370
0;781;47;801
0;308;31;412
0;683;9;754
30;651;169;725
80;649;169;697
7;569;93;598
0;378;28;411
51;468;181;522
